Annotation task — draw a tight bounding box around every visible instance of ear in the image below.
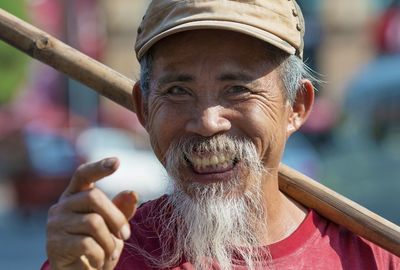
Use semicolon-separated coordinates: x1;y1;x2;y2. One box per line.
132;81;148;128
286;79;314;138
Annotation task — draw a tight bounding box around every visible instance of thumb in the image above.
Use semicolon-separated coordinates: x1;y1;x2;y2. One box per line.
112;191;138;221
103;235;124;270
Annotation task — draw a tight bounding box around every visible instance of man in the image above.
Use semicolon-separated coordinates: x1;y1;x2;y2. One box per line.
42;1;399;269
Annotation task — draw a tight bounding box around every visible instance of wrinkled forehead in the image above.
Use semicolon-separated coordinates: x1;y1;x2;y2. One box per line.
152;29;278;56
148;30;284;83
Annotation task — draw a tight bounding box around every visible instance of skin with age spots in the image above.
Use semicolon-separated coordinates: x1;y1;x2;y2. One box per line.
132;29;314;244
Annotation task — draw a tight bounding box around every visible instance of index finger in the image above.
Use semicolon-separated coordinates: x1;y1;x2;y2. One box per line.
61;157;119;198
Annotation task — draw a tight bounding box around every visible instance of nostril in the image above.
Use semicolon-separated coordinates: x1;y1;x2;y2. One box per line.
217;117;232;130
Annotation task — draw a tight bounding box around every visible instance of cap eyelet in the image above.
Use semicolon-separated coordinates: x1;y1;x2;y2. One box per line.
292;9;298;17
296;23;302;31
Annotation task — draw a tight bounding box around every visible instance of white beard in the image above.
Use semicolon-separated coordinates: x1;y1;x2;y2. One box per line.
132;135;272;270
164;178;271;270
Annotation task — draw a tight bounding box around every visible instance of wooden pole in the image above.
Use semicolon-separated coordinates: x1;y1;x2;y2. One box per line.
0;8;134;112
1;8;399;256
278;164;400;256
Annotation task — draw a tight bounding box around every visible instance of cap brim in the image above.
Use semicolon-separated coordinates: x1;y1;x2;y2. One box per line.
137;20;296;59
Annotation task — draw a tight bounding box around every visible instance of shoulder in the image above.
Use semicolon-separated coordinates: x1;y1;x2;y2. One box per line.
313;211;400;269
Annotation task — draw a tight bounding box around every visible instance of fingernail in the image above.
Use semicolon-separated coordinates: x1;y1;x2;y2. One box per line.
102;158;116;170
111;249;119;260
120;224;131;240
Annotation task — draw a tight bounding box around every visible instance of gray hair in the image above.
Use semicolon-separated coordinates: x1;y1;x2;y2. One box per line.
279;54;317;104
139;48;315;105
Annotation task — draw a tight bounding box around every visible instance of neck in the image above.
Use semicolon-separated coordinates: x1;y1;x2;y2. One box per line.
259;169;308;245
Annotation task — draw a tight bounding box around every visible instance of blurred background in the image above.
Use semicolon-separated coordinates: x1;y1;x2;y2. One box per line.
0;0;399;268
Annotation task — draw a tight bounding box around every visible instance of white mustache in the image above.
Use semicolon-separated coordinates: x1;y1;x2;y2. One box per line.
165;134;264;178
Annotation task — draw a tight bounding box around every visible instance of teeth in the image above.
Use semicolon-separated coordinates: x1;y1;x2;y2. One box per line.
210;156;219;165
202;158;210;167
194;157;201;165
189;154;234;169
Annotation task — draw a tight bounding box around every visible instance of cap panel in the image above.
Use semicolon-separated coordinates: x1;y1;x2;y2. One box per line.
135;0;305;60
136;20;297;60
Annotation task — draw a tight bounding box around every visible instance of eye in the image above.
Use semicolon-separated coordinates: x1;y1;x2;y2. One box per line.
226;86;251;95
166;86;190;96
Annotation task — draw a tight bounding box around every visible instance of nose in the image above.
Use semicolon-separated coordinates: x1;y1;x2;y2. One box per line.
185;105;231;137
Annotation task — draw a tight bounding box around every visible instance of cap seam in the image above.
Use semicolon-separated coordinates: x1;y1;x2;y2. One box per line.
137;20;297;60
154;17;295;45
161;19;294;48
288;0;304;57
143;0;295;26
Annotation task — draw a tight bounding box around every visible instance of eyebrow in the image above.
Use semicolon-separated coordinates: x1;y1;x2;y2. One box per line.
217;72;254;82
156;71;256;88
157;74;194;87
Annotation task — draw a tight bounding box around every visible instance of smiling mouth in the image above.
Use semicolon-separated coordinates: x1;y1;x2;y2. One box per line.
185;153;237;174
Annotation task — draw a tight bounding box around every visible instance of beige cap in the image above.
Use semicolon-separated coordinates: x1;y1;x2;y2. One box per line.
135;0;305;60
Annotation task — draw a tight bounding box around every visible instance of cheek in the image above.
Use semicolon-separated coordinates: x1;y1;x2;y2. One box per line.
147;114;173;164
146;103;188;164
237;101;289;161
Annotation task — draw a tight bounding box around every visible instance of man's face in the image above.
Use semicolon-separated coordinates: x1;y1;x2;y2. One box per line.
140;30;293;194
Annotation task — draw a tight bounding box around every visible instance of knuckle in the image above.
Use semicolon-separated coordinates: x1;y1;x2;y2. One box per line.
114;216;126;230
85;214;104;231
47;203;59;217
110;211;128;234
79;236;94;251
46;217;57;233
80;238;105;265
46;205;63;232
86;188;103;205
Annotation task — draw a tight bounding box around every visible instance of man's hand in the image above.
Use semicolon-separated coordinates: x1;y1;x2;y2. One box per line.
46;158;138;270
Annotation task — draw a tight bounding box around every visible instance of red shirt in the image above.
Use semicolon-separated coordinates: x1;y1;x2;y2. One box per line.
42;196;400;269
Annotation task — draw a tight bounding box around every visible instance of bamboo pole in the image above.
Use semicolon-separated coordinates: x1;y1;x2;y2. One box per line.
1;8;399;256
